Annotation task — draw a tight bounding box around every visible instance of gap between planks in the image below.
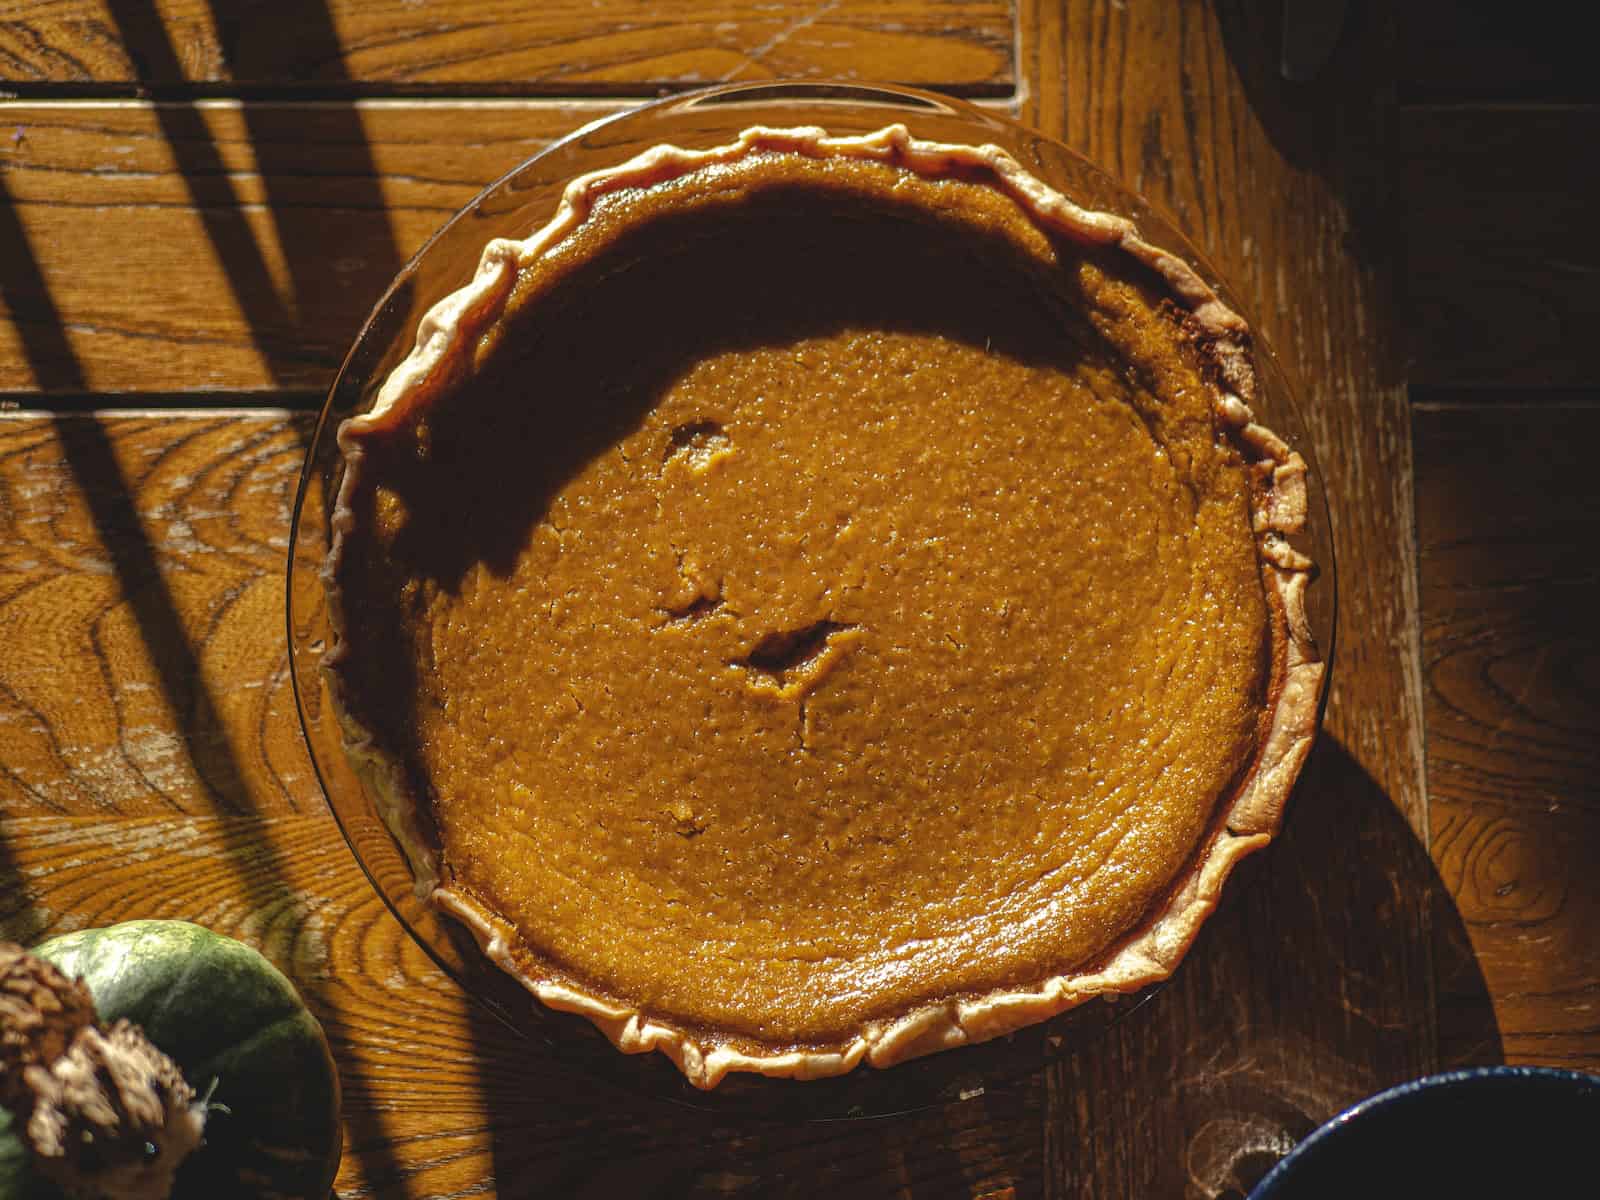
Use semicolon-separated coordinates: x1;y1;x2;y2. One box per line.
1412;396;1600;412
0;94;1021;113
0;407;311;419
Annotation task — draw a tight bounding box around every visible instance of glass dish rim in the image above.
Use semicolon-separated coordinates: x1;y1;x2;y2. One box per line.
286;78;1339;1121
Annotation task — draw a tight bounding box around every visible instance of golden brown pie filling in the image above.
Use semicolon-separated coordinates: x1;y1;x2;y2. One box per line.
327;128;1322;1087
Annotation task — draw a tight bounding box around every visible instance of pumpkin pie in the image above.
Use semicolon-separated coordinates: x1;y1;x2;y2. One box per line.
324;125;1324;1089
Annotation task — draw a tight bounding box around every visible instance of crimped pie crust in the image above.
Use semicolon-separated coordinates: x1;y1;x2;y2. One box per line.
324;124;1324;1089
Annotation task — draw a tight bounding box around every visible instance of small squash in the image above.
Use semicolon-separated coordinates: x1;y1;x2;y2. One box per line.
0;1115;53;1200
2;921;340;1200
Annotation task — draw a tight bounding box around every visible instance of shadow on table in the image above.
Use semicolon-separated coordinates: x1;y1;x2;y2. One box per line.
0;10;1494;1194
458;971;1044;1199
446;734;1499;1198
1044;736;1501;1200
1213;0;1395;275
0;4;401;1188
0;162;259;855
97;0;406;415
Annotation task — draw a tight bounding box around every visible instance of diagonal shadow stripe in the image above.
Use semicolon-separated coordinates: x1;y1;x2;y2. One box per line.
2;142;358;1199
1;169;252;813
205;0;406;344
2;168;248;820
99;1;406;468
208;9;406;470
92;6;410;1194
203;5;413;1192
99;0;299;391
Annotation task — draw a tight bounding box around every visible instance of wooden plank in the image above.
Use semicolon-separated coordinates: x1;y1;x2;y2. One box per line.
1398;2;1598;103
1416;400;1600;1070
0;408;1046;1194
1024;0;1426;815
1019;3;1441;1194
1403;106;1600;391
0;101;613;395
1024;0;1428;878
0;413;314;817
0;814;1040;1198
9;99;1581;406
0;0;1015;94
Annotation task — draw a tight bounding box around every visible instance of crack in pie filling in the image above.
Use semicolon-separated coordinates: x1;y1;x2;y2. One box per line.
324;125;1324;1089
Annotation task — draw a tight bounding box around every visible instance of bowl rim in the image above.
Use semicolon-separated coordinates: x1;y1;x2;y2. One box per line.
1248;1066;1600;1196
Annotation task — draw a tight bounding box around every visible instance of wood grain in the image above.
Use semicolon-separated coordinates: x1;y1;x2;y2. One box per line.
1416;401;1600;1070
0;411;1047;1196
9;0;1581;1191
1042;738;1448;1200
0;0;1015;94
1402;106;1599;391
0;815;1041;1199
0;413;313;816
0;101;614;395
1019;3;1441;1194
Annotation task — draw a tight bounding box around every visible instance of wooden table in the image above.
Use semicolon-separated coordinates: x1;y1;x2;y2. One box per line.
2;3;1595;1196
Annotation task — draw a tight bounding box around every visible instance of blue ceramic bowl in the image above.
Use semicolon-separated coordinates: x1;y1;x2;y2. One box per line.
1249;1067;1600;1198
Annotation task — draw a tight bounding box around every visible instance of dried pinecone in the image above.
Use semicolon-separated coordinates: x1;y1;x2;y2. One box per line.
0;944;207;1200
25;1020;206;1200
0;941;97;1116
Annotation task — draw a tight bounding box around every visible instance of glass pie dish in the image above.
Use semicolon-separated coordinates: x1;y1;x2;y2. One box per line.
287;80;1337;1119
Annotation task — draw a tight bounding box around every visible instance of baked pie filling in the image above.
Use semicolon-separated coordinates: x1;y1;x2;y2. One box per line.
326;126;1323;1088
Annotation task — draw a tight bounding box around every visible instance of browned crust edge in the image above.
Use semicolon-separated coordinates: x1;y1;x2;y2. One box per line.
323;124;1325;1090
